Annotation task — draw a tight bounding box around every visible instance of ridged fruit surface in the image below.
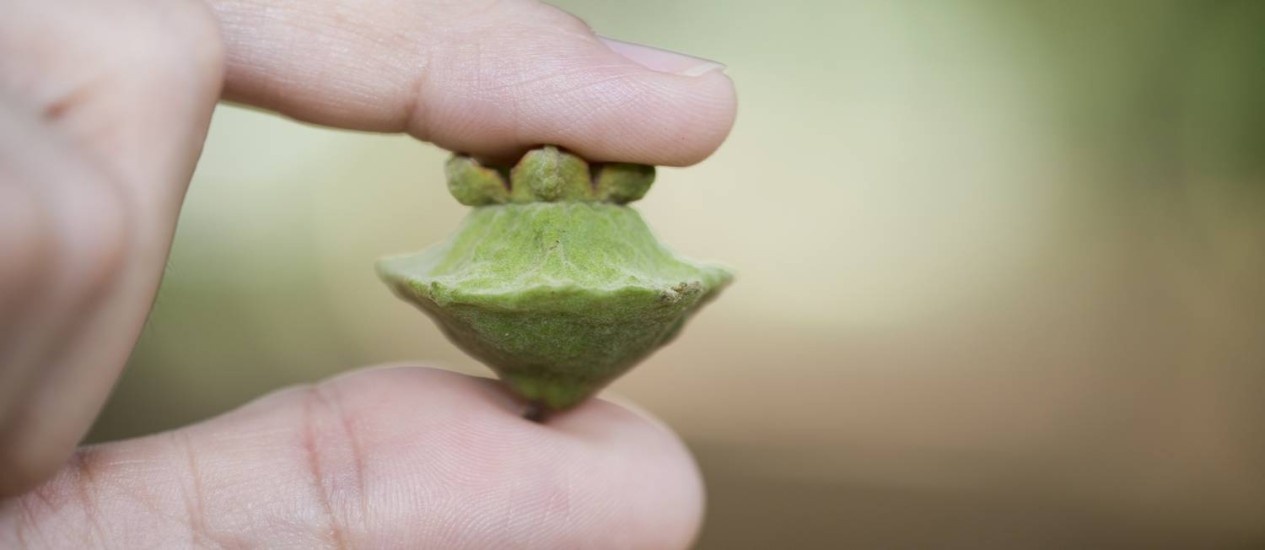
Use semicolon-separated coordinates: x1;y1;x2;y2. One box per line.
378;202;731;410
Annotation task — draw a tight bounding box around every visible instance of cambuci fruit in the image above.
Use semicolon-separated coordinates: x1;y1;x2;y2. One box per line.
377;146;732;416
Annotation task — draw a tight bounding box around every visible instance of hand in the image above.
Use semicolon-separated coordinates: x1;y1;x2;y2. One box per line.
0;0;736;547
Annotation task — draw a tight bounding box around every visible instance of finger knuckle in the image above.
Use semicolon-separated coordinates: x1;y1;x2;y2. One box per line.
99;0;226;93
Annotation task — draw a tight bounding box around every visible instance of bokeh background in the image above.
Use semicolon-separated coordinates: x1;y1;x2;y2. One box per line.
89;0;1265;547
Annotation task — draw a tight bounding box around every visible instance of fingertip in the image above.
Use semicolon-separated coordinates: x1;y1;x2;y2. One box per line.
542;394;706;548
325;366;704;548
417;6;737;167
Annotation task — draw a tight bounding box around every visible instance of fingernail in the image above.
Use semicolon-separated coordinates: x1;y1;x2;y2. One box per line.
600;37;727;77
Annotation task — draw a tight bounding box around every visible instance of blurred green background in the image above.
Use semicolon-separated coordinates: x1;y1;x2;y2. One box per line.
90;0;1265;547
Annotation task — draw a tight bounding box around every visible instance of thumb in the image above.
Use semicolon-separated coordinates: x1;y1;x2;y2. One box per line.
1;367;704;549
212;0;737;165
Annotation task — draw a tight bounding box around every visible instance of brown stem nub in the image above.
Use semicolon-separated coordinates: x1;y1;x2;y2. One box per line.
522;401;548;423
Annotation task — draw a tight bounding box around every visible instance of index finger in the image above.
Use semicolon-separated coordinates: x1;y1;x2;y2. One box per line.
209;0;738;165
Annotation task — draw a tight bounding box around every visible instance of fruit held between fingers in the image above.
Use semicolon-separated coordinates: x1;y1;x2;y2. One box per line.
377;146;732;414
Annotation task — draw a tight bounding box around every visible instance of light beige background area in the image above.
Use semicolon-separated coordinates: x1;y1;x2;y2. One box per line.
92;1;1265;547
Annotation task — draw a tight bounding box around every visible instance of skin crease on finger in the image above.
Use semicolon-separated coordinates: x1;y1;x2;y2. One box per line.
0;0;733;545
0;367;705;549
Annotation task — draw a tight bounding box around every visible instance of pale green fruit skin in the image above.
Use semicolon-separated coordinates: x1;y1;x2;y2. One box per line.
377;202;732;410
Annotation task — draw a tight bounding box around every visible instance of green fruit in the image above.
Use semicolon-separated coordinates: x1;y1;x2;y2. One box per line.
377;147;732;412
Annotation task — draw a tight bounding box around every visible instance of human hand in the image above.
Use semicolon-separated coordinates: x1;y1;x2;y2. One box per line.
0;0;736;547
